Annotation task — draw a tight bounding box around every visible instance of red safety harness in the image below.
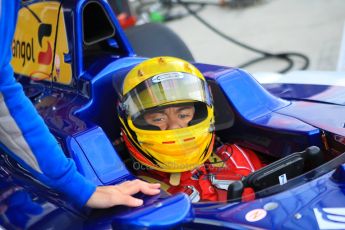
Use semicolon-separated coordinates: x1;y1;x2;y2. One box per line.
138;144;263;202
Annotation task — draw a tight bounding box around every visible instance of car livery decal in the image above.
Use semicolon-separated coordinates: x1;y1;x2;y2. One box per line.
11;2;72;85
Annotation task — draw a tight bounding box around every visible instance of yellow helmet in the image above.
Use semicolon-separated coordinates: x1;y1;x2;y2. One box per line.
119;56;215;172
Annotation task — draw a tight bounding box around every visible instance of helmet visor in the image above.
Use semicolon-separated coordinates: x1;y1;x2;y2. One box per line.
123;72;212;119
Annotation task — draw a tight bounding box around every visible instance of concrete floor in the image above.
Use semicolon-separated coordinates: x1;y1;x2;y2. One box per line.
164;0;345;74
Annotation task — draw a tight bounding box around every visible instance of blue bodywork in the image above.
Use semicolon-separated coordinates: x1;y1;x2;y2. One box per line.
1;0;345;229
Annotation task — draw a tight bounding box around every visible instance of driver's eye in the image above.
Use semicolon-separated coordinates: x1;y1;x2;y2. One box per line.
147;113;166;123
152;117;165;122
178;113;191;119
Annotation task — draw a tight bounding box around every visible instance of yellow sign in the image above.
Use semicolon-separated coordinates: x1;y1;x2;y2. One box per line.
11;2;72;85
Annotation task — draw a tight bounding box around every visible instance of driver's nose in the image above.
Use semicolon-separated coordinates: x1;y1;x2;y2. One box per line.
166;118;182;130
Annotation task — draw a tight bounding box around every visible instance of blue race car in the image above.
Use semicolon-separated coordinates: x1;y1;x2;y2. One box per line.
1;0;345;229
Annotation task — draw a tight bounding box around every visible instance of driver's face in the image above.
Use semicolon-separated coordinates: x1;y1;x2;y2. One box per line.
144;105;195;130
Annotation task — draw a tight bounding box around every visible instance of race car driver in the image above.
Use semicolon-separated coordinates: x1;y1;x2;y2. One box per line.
0;0;160;209
118;56;263;202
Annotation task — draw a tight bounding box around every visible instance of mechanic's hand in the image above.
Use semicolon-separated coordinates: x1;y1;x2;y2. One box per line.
85;179;161;209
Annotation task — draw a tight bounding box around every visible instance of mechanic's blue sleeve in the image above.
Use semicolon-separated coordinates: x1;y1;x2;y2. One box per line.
0;0;96;208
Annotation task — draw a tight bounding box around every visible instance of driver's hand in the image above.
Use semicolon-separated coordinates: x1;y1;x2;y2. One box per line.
86;179;161;209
